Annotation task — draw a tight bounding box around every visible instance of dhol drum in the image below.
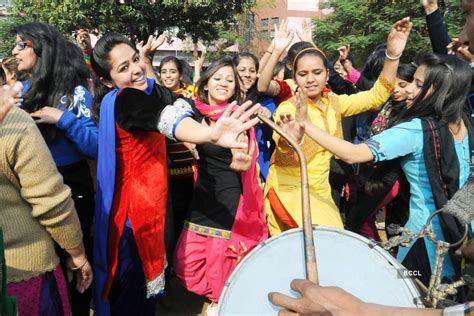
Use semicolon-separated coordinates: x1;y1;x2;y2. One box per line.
218;226;424;315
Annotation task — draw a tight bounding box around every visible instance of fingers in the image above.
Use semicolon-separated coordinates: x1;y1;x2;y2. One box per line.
278;113;294;124
268;292;301;313
282;18;289;33
279;18;287;32
241;116;261;131
221;100;238;118
236;102;261;123
290;279;312;293
227;244;237;253
279;310;299;316
239;240;248;253
146;35;153;46
30;110;43;123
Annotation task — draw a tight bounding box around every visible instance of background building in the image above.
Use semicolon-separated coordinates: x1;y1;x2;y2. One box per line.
249;0;330;55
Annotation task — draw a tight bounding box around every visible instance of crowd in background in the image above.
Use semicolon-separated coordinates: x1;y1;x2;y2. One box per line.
0;0;473;315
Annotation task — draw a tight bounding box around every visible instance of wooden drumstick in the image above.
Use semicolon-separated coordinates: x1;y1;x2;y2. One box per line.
256;113;319;284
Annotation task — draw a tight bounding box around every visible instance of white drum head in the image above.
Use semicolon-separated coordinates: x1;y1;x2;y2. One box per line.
218;227;424;315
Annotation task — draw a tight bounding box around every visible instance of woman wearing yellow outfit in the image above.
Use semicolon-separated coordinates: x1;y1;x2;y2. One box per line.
261;18;411;236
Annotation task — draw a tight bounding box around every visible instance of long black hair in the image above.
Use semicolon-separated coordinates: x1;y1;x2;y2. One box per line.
14;22;89;141
362;44;386;82
90;32;136;121
15;23;89;112
196;57;242;105
395;53;471;125
232;52;259;102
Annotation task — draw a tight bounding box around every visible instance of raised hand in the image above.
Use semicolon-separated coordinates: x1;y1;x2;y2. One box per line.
337;44;351;62
276;89;308;144
193;42;207;83
295;88;309;129
273;19;295;54
422;0;438;15
193;42;207;68
139;32;167;58
76;29;92;51
210;100;261;149
277;112;305;145
447;38;474;63
296;19;314;44
386;17;412;59
230;134;255;171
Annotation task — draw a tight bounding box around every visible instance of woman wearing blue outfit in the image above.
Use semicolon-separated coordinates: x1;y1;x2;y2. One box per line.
232;52;277;184
282;43;473;286
12;22;98;316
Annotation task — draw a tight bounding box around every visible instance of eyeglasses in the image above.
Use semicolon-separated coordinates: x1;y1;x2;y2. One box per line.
14;40;33;51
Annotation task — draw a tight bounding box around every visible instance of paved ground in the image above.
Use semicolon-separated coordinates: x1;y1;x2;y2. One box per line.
155;277;209;316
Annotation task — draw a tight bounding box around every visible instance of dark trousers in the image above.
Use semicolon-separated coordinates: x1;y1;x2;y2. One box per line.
109;227;157;316
56;160;94;316
165;176;194;268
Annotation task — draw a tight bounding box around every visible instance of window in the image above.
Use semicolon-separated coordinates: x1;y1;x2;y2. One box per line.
271;17;279;26
261;18;269;28
260;30;269;40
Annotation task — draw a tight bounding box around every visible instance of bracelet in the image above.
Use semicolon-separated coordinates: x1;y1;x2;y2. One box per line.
71;256;88;271
385;49;402;61
266;50;273;54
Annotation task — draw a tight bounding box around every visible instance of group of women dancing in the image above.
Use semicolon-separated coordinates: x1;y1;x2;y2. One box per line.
1;2;473;315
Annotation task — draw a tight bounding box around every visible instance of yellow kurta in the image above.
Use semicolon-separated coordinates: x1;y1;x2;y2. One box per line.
264;77;394;236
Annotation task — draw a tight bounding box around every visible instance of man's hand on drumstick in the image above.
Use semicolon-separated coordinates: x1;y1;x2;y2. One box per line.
268;279;442;315
268;279;365;315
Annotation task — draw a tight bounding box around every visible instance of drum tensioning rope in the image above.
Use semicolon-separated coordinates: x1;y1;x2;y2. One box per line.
379;209;468;308
256;113;319;284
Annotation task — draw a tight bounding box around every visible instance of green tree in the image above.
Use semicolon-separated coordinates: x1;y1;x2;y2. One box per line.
0;15;32;58
11;0;256;43
314;0;463;66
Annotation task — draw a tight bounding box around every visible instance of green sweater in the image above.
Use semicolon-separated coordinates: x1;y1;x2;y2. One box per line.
0;107;83;282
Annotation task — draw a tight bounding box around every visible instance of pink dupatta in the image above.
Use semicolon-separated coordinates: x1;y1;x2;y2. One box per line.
194;99;268;259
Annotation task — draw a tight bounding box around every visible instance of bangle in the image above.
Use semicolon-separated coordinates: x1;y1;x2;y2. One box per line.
385;49;402;61
71;256;88;271
266;50;273;54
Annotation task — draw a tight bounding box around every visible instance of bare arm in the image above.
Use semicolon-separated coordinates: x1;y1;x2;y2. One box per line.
174;100;261;148
304;120;374;164
257;19;294;96
269;279;441;316
378;17;413;86
258;40;274;74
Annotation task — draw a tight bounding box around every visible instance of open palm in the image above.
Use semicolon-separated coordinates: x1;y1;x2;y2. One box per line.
386;17;412;58
210;101;261;149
